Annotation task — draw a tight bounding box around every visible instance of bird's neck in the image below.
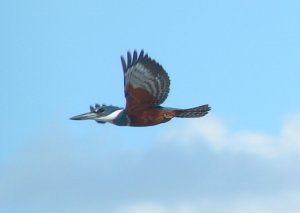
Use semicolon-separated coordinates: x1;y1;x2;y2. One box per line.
111;109;130;126
95;109;124;123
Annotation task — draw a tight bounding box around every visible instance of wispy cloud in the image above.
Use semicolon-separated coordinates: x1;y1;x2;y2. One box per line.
163;114;300;158
119;190;300;213
1;114;300;212
120;202;166;213
119;191;300;213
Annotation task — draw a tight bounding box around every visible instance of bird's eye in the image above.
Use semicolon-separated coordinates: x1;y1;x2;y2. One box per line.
94;104;104;113
97;108;104;113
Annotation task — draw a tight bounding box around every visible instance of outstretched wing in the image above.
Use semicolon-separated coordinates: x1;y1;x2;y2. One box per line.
121;50;170;112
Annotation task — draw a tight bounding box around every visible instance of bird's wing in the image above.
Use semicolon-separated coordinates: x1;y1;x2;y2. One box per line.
121;50;170;111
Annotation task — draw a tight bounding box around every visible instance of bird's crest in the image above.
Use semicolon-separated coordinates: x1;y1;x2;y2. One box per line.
90;103;106;113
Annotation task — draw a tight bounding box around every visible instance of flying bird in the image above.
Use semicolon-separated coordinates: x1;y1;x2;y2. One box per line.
70;50;211;126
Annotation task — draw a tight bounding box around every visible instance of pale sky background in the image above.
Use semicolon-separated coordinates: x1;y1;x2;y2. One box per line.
1;0;300;212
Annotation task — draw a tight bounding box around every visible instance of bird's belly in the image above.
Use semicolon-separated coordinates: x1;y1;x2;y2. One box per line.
129;109;176;127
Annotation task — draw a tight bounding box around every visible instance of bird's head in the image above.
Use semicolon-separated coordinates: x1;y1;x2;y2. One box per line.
70;104;123;124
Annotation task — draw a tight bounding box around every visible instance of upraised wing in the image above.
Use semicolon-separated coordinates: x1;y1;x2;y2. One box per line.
121;50;170;112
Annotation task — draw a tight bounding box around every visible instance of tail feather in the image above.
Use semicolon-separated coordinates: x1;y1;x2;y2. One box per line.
175;104;211;118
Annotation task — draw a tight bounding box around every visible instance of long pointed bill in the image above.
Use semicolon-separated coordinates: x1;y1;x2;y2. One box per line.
70;112;99;120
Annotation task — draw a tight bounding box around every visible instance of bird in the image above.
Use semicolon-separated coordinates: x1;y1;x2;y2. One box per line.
70;50;211;127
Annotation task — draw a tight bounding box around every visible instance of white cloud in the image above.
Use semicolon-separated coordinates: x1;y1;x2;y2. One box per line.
119;191;300;213
1;115;300;212
120;202;166;213
164;114;300;158
281;114;300;151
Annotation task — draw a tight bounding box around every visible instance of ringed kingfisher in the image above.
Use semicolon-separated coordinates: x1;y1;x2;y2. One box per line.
70;50;211;127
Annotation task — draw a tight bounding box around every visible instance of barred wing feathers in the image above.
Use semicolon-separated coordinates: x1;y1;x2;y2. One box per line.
175;105;211;118
121;50;170;110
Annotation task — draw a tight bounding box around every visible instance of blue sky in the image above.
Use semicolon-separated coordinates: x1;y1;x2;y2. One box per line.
1;0;300;212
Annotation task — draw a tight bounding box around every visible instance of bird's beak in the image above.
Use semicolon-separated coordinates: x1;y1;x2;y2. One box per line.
70;112;99;120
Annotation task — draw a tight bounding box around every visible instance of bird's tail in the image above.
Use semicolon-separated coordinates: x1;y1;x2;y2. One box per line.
174;104;211;118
